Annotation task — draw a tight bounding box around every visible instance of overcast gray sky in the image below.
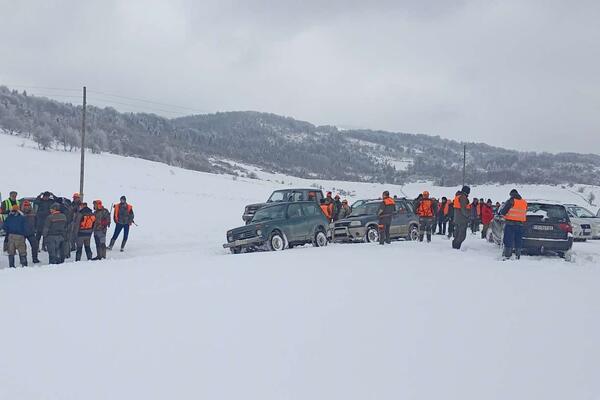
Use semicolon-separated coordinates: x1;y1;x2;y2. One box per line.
1;0;599;153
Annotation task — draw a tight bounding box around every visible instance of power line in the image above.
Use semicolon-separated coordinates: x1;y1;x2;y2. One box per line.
87;89;208;114
88;96;191;116
3;84;80;92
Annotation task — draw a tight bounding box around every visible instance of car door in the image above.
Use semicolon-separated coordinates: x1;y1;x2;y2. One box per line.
392;200;410;237
301;203;324;239
285;203;307;242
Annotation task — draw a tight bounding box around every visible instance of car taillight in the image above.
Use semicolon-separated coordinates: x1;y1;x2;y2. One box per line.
559;223;572;233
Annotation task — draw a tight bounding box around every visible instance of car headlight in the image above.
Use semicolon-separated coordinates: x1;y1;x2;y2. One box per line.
256;229;262;236
349;221;362;227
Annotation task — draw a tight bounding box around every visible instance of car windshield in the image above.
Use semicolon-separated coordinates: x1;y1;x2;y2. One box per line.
267;191;287;202
350;203;379;217
527;203;568;222
251;205;286;222
568;206;595;218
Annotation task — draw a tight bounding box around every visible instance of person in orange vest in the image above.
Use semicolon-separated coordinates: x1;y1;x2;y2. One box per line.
498;189;528;260
73;202;96;261
319;199;334;222
109;196;135;252
416;191;436;242
377;191;396;245
452;186;471;249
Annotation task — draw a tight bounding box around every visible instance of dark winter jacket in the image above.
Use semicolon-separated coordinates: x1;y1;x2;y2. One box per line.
3;212;27;236
378;197;396;224
22;209;37;236
453;193;470;225
35;195;56;229
470;200;480;220
93;208;111;232
43;211;68;237
332;199;342;221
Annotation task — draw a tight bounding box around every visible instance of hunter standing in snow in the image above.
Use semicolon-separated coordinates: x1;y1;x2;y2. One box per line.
452;186;471;250
109;196;134;252
498;189;528;260
377;191;396;245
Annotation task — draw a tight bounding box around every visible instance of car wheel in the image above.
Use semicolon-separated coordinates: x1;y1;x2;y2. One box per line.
365;226;379;243
313;230;328;247
230;247;241;254
268;232;286;251
408;224;419;241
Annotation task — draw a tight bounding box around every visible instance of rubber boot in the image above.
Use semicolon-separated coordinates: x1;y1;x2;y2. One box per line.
427;233;432;243
85;245;93;260
503;247;512;260
515;249;521;260
418;234;424;242
8;255;16;268
120;239;127;252
101;244;107;259
75;247;82;262
108;238;115;251
20;255;28;267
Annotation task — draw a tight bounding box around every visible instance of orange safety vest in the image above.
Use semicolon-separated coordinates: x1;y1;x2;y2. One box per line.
453;195;461;209
383;197;395;206
80;214;96;230
417;199;434;217
320;203;333;219
505;198;528;222
114;203;133;224
443;202;450;215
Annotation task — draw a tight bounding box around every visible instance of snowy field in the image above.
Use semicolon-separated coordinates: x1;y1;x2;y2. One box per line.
1;133;600;399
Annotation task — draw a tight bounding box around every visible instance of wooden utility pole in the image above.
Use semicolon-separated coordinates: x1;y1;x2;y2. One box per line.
79;86;87;200
462;144;466;187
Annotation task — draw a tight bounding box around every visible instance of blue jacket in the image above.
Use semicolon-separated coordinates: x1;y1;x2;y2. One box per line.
3;212;27;236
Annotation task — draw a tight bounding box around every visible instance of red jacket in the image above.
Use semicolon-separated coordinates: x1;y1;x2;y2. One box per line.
481;203;494;225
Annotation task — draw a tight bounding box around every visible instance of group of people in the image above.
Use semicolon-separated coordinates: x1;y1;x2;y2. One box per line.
319;191;352;222
377;186;527;260
1;191;135;267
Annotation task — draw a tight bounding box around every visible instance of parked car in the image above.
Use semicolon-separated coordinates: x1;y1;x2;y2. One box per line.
242;188;324;224
564;203;600;240
489;200;574;259
332;198;419;243
225;201;330;253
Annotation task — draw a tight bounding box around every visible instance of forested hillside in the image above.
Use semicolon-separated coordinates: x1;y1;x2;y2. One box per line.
1;86;599;185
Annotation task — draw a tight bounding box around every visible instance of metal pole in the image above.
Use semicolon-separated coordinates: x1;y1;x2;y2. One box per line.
462;144;466;187
79;86;87;200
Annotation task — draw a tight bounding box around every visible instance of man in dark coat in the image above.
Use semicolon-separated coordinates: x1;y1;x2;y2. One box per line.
73;203;95;261
452;186;471;249
43;204;68;265
21;200;40;264
377;191;396;245
34;191;56;250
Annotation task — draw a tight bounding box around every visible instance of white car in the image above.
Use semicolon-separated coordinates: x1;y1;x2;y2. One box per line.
564;204;600;240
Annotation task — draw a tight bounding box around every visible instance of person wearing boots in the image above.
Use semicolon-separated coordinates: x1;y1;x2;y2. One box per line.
73;202;95;261
377;191;396;245
42;204;68;265
21;200;40;264
498;189;528;260
480;199;494;240
4;205;28;267
109;196;134;252
416;191;436;242
92;200;111;260
452;186;471;249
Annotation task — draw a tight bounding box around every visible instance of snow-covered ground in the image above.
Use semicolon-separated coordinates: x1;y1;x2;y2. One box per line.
1;133;600;400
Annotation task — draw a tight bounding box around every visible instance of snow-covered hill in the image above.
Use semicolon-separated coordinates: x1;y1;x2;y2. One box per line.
1;133;600;400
